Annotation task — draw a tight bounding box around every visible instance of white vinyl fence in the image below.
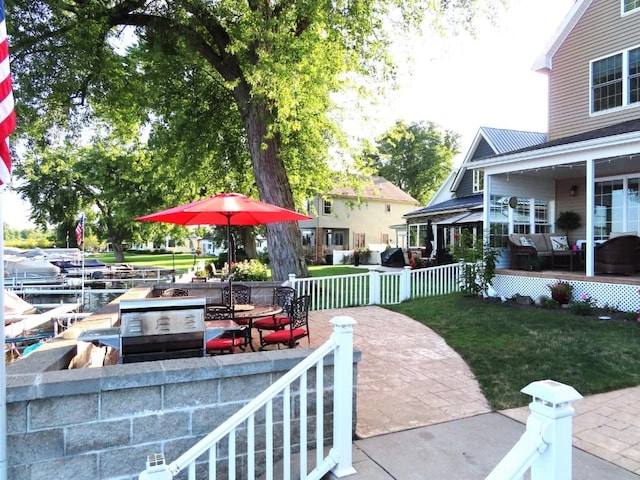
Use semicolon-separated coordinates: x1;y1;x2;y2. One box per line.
289;264;462;311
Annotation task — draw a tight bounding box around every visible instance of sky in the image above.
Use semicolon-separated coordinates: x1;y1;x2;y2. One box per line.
1;0;575;230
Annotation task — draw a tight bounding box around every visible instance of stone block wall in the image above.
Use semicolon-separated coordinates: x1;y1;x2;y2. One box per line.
7;348;357;480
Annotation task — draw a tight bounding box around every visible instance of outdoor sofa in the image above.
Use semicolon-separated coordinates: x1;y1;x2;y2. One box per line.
506;233;573;270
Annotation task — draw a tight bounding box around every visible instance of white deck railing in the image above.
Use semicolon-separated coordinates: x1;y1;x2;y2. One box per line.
138;316;357;480
290;263;461;310
487;380;583;480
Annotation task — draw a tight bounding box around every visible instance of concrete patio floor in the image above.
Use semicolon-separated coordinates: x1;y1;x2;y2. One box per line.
304;306;640;477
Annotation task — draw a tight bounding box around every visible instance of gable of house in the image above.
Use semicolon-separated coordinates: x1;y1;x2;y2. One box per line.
536;0;640;140
448;127;547;198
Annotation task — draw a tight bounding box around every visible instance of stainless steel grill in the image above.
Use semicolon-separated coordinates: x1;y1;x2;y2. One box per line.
118;297;206;363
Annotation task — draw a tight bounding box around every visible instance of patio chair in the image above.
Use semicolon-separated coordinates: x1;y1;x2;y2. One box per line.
222;284;252;306
260;295;310;350
594;234;640;274
205;304;250;354
222;284;252;326
159;288;189;297
253;286;296;349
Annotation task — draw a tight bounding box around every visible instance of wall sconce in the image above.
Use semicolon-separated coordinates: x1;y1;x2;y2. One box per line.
569;185;578;197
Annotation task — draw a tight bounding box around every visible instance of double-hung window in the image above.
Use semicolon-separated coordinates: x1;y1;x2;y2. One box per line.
623;0;640;14
473;169;484;193
591;46;640;113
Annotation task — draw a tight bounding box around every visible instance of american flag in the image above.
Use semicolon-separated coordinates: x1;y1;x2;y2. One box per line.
0;0;15;186
75;217;84;247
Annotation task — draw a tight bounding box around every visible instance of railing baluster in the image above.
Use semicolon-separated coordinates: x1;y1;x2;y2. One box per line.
208;445;216;480
300;372;308;477
228;430;235;479
315;357;324;468
284;385;291;479
266;400;274;479
248;415;255;478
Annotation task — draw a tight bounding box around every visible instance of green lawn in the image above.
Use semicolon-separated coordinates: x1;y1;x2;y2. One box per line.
386;293;640;410
94;252;357;279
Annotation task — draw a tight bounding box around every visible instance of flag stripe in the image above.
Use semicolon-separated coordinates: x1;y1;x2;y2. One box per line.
76;218;84;247
0;0;16;186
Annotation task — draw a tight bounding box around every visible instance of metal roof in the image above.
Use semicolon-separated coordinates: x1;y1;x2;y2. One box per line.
480;127;548;155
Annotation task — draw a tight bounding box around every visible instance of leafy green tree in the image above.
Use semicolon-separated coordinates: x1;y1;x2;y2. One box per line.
7;1;502;280
369;121;459;205
15;137;177;262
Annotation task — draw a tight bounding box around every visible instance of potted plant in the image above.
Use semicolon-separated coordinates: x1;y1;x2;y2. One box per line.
548;280;573;304
556;211;581;243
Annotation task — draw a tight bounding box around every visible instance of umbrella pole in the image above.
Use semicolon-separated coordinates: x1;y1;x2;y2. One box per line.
226;215;233;308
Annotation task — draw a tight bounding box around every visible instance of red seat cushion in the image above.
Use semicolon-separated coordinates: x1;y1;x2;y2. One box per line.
263;328;307;344
206;337;244;350
253;316;291;330
235;317;250;325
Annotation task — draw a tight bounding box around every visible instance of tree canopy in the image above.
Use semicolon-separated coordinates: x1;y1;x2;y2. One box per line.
7;0;505;279
368;121;459;205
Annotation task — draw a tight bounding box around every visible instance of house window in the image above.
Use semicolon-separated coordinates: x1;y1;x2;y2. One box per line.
623;0;640;14
591;47;640;113
385;203;391;213
592;53;623;112
323;200;332;215
473;169;484;193
630;48;640;103
381;233;390;244
488;196;508;248
354;233;366;249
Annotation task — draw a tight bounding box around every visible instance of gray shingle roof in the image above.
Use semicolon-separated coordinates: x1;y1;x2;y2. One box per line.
404;194;484;218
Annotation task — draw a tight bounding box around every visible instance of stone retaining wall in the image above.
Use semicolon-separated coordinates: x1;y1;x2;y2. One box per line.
6;282;360;479
7;349;356;479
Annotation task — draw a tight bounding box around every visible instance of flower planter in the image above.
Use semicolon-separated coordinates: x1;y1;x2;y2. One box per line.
550;291;570;304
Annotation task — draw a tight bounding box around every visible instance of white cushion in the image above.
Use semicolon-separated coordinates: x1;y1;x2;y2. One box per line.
550;235;569;251
519;236;533;247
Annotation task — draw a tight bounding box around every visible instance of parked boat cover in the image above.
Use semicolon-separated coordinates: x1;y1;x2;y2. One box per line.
380;248;406;267
4;291;37;315
4;257;61;276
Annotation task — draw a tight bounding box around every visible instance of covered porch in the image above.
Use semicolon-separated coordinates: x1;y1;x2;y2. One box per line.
474;119;640;278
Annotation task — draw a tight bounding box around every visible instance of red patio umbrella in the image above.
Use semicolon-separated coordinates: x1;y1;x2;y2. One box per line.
136;192;312;263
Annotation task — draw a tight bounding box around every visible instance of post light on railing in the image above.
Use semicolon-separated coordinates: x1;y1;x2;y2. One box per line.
486;380;582;480
522;380;582;480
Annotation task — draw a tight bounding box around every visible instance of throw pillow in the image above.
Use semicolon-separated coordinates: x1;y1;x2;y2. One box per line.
550;235;569;251
519;236;533;247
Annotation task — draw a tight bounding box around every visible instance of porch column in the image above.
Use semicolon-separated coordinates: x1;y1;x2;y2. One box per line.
585;159;595;276
482;173;492;243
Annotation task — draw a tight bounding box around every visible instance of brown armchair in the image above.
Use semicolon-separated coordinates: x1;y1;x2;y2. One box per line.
594;235;640;274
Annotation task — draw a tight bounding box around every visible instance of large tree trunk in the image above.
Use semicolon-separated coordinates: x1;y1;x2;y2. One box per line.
111;241;126;263
240;227;258;259
240;99;309;281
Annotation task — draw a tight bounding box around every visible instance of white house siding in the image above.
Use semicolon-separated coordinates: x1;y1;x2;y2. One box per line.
548;0;640;140
491;174;555;202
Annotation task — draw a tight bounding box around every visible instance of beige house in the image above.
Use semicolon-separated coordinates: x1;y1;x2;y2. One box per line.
299;176;419;263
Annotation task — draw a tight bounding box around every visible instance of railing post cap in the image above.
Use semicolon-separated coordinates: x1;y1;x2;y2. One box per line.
331;316;357;327
521;379;583;406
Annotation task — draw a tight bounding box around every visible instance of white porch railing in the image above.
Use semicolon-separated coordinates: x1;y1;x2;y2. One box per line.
486;380;583;480
289;263;461;310
138;316;357;480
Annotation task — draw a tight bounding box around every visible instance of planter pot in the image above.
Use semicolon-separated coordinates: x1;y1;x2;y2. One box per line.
551;290;571;304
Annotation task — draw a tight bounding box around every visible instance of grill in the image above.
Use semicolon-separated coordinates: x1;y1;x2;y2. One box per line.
118;297;206;363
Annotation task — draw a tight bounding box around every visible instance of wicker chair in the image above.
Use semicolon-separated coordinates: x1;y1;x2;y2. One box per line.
594;235;640;274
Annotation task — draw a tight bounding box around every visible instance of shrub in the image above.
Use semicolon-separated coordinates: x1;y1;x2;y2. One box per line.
569;294;597;315
230;259;269;281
